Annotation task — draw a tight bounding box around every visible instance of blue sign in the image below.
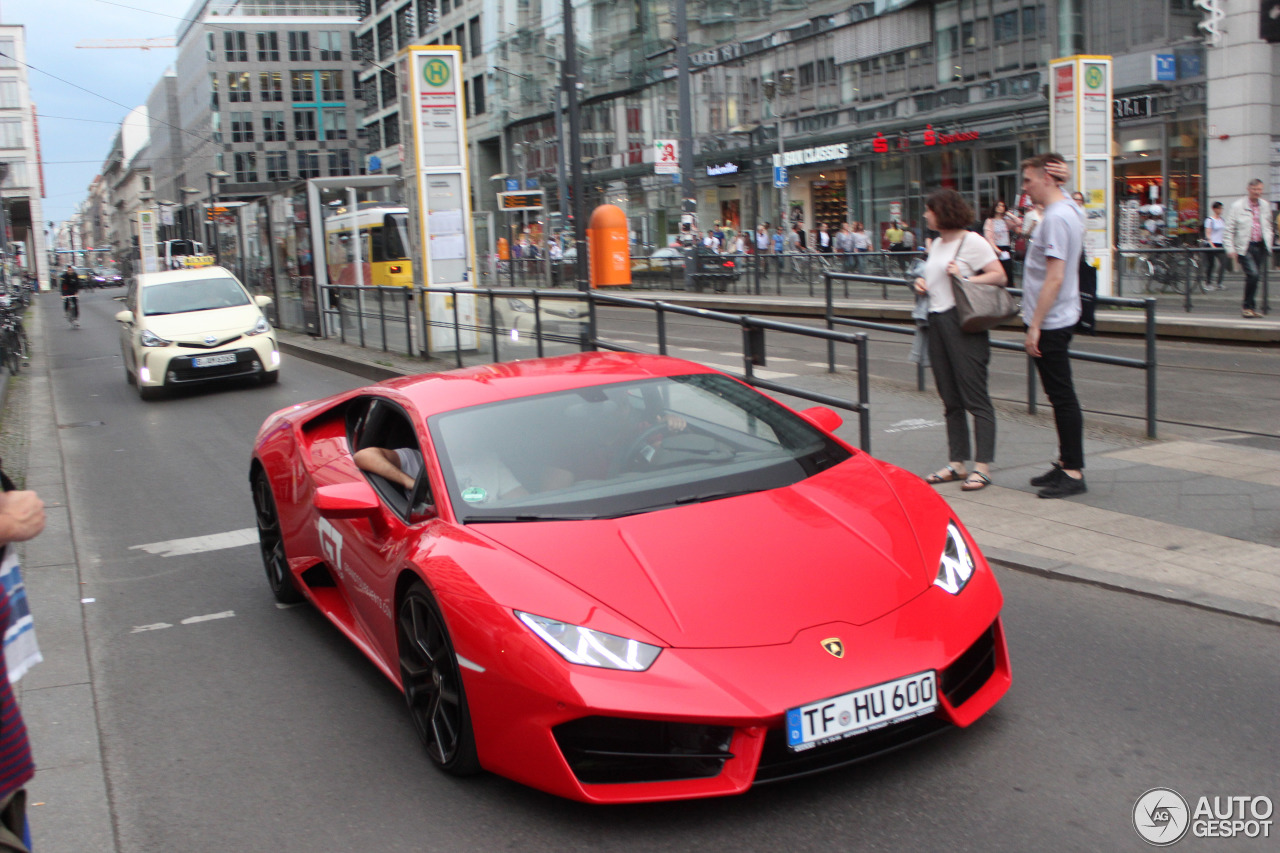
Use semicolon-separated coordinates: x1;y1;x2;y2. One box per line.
504;178;520;192
1177;53;1202;79
367;155;382;173
773;165;789;188
525;178;539;190
1153;54;1176;82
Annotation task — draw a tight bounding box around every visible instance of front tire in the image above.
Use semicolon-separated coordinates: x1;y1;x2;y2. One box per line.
260;370;280;385
397;583;480;776
252;471;303;604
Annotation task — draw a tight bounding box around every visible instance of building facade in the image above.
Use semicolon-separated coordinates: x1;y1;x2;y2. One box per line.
0;24;48;284
347;0;1273;257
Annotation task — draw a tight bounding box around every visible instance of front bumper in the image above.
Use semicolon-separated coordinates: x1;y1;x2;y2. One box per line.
137;336;278;387
457;568;1010;804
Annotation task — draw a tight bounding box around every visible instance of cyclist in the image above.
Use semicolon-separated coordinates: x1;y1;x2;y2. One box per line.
59;264;80;327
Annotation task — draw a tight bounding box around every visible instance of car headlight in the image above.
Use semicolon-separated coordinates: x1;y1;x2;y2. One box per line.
507;298;536;314
245;316;271;336
139;329;171;348
933;522;976;595
516;611;661;671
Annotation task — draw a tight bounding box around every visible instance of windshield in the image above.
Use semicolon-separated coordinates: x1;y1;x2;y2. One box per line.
142;277;252;316
429;374;851;522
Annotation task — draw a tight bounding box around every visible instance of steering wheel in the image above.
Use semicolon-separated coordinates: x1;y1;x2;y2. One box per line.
608;423;672;477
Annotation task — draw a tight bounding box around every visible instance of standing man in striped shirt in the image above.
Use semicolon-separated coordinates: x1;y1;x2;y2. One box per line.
0;484;44;853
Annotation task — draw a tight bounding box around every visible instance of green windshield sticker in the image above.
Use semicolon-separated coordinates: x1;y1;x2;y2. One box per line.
461;486;487;503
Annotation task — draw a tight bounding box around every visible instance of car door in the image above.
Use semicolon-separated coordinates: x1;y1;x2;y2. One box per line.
119;282;139;374
321;396;435;665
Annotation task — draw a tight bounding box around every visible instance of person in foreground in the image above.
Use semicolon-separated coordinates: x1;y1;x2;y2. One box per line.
915;190;1008;492
1020;154;1087;499
0;484;44;852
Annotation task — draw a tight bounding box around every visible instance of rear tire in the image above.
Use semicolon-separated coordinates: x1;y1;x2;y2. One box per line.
252;471;303;604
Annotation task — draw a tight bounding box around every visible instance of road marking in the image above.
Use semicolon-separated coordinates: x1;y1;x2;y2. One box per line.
131;528;258;558
181;610;235;625
130;622;173;634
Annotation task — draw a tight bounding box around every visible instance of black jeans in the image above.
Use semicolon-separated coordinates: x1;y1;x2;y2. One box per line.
1203;244;1225;287
927;308;996;464
1032;327;1084;471
1240;241;1267;310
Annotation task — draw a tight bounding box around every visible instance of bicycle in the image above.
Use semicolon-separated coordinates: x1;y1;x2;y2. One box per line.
0;307;23;375
63;294;79;327
1138;238;1201;295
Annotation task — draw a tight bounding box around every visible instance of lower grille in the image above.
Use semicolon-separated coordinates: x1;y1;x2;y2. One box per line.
755;713;947;783
166;348;260;384
940;623;998;709
553;716;735;785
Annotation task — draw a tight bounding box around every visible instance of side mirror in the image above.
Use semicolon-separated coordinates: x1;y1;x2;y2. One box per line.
114;310;134;324
800;406;843;433
254;294;273;307
409;503;437;525
315;481;382;519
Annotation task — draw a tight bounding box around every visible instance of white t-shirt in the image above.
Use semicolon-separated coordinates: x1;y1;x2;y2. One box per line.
1021;199;1083;330
851;231;871;251
453;452;522;504
922;231;999;314
1204;216;1225;245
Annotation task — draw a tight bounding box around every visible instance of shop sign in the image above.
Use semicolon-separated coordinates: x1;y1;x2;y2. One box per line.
771;143;849;168
1153;54;1176;81
1114;95;1150;121
871;126;980;152
705;161;742;178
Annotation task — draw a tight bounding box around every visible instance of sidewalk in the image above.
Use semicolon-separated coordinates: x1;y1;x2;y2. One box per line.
277;324;1280;626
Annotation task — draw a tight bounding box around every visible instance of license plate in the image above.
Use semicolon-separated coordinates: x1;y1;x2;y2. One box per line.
786;670;937;750
192;353;237;368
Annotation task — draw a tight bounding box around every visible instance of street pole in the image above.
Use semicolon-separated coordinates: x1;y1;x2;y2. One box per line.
561;0;588;295
676;0;695;292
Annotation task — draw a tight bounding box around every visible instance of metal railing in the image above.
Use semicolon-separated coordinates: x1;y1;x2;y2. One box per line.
326;284;876;450
821;271;1161;439
1114;245;1270;314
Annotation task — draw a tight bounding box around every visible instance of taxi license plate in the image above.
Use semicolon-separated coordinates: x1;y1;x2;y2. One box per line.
786;670;937;750
192;353;237;368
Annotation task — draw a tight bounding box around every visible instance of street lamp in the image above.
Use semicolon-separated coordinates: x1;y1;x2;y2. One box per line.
206;169;230;263
762;74;793;228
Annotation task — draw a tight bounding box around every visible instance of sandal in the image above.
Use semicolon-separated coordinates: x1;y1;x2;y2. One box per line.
924;465;964;485
961;471;992;491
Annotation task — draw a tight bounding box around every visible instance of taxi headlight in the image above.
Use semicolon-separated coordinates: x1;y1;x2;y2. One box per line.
933;522;976;595
245;316;271;336
516;611;661;671
140;329;171;347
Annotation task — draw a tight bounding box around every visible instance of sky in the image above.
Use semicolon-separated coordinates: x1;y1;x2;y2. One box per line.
5;0;182;224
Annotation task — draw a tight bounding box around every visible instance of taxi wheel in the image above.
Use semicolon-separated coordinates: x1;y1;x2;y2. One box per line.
397;583;480;776
252;471;303;604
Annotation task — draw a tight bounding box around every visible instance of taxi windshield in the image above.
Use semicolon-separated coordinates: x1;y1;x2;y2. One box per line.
142;277;251;315
428;374;851;522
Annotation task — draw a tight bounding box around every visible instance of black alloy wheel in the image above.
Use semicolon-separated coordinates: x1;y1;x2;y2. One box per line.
252;471;303;604
397;583;480;776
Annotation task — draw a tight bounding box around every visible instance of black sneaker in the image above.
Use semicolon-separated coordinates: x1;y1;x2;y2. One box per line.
1038;474;1086;499
1029;463;1063;487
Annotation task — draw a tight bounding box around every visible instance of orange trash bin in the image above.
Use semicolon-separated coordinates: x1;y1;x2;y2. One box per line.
587;204;631;287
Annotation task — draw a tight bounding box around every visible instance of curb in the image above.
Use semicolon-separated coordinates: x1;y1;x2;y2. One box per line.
983;547;1280;627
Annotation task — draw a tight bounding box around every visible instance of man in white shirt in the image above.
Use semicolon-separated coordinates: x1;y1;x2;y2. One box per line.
1020;153;1086;499
1222;179;1273;318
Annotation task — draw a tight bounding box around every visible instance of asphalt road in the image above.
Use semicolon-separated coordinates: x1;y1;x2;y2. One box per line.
42;290;1279;852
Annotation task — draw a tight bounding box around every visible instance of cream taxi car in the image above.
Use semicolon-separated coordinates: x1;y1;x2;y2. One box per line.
115;266;279;399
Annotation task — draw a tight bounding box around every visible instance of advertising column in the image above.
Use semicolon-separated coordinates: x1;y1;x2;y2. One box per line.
137;208;159;274
1049;55;1114;294
398;46;476;353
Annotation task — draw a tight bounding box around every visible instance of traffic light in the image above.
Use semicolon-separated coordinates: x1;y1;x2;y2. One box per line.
1263;0;1280;43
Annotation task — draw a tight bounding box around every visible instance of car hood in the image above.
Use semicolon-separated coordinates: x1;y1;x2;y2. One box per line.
473;459;933;648
142;305;262;339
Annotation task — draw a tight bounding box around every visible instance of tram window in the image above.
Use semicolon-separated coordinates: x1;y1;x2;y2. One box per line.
382;213;409;261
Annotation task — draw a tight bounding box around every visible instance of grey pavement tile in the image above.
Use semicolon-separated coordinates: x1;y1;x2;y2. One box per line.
28;761;115;853
18;563;90;691
24;683;102;770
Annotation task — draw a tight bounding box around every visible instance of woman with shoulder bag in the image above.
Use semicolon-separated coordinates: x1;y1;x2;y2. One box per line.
914;190;1009;491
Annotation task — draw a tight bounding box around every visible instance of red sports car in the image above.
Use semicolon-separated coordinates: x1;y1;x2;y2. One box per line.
249;352;1010;803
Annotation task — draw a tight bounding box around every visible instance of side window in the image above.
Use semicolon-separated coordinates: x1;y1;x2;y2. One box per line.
346;397;433;520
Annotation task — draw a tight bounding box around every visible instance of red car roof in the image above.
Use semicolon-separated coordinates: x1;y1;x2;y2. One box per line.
378;351;721;417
